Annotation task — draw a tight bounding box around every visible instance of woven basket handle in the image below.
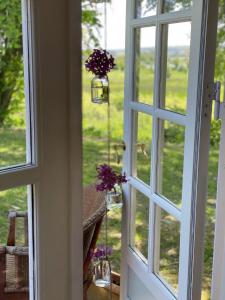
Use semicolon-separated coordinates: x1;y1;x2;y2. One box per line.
7;211;28;246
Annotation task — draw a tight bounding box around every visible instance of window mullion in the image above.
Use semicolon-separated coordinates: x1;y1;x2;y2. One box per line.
148;2;161;272
0;166;39;191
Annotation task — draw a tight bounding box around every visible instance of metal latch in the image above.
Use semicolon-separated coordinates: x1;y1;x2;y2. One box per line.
208;81;222;120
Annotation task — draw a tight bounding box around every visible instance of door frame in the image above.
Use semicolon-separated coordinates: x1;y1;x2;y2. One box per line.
32;0;83;298
121;1;219;299
0;0;82;299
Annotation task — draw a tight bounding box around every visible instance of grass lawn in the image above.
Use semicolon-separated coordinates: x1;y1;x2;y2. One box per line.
0;55;220;299
82;58;220;299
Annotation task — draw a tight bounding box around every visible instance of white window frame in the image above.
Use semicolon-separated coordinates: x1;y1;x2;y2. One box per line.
121;1;219;300
0;0;82;299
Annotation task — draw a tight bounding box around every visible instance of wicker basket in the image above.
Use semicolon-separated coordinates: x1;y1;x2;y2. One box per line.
0;186;106;300
0;211;29;300
83;185;106;300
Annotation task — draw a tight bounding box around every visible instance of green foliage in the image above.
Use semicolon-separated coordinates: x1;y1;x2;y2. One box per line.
0;0;23;126
0;48;221;298
0;186;27;245
82;0;111;49
163;0;192;11
0;0;106;127
215;0;225;81
138;0;192;13
82;1;102;48
164;122;184;144
210;120;222;147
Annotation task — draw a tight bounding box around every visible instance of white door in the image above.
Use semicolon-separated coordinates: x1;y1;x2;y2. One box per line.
0;0;82;299
121;0;219;299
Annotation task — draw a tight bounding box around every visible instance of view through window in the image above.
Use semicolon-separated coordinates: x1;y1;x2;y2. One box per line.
81;1;225;299
0;0;34;299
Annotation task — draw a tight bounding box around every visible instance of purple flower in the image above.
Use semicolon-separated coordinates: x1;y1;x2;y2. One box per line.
85;49;116;77
117;173;128;185
96;164;127;193
91;245;113;260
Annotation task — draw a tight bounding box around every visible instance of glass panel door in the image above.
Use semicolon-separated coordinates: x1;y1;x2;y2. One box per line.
0;0;36;299
121;0;219;299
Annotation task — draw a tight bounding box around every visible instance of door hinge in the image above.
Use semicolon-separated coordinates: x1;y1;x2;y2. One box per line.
207;81;222;120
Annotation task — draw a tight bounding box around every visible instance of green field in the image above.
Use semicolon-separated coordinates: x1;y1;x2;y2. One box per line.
82;52;220;299
0;52;221;299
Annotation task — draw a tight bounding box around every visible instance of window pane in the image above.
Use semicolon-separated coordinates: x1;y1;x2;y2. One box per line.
136;0;157;18
0;186;33;299
160;22;191;114
162;0;192;13
155;208;180;294
134;27;156;105
132;112;152;185
0;0;30;169
130;189;150;261
157;120;185;207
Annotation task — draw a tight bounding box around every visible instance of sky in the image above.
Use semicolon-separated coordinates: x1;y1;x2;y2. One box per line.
98;0;191;50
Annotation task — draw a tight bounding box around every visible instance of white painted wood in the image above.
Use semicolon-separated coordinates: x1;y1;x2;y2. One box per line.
0;166;39;190
179;1;219;299
31;0;82;297
149;0;162;278
27;185;35;300
211;101;225;300
22;0;32;165
68;0;83;298
155;108;187;126
129;101;154;115
122;0;219;300
129;187;137;253
127;178;181;221
131;17;157;28
131;10;191;28
128;267;157;300
0;0;82;300
129;102;187;126
158;10;191;24
129;177;152;196
127;249;176;300
120;0;135;299
151;194;181;221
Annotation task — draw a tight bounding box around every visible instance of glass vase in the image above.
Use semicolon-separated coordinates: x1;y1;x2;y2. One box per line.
93;258;111;288
91;75;109;104
107;191;123;210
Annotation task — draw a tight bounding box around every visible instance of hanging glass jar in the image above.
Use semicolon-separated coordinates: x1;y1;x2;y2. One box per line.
106;191;122;210
91;75;109;104
93;258;111;287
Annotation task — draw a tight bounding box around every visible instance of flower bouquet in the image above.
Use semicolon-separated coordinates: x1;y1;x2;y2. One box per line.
96;164;127;209
85;49;116;104
91;245;113;288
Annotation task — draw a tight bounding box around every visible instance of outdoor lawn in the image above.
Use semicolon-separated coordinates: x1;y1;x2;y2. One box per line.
82;51;221;299
0;51;221;299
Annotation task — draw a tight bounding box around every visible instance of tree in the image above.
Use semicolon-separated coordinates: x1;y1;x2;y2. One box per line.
82;1;102;49
0;0;224;126
137;0;192;15
0;0;23;126
0;0;107;127
82;0;111;49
